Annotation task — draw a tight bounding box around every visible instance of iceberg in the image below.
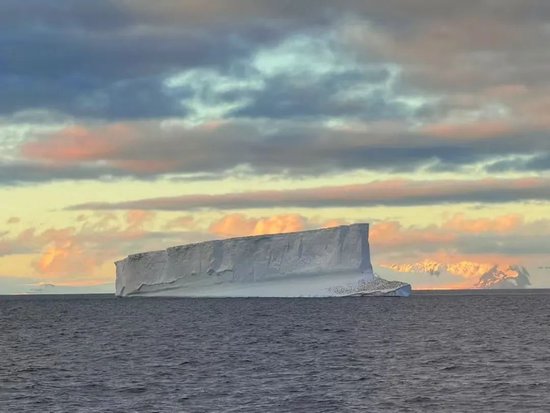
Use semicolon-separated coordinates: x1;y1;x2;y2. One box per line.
115;223;411;297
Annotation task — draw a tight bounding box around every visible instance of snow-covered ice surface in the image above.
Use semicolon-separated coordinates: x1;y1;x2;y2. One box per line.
115;224;411;297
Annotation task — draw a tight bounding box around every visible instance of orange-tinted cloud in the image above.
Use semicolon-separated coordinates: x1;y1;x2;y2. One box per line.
21;124;133;163
209;213;306;237
321;219;347;228
0;213;163;284
443;213;523;234
126;210;155;231
164;215;196;230
35;228;98;278
370;221;456;249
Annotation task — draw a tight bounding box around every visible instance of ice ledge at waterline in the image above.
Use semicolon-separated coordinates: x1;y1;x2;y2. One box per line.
115;224;411;297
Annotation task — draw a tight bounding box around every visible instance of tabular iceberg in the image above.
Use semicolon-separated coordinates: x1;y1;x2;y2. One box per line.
115;223;411;297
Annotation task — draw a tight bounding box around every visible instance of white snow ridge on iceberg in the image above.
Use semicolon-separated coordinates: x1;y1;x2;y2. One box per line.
115;223;411;297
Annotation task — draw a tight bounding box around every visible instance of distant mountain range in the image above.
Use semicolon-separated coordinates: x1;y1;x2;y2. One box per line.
382;260;531;289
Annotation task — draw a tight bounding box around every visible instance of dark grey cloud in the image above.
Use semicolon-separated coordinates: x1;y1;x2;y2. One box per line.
1;1;328;119
0;25;256;119
3;0;550;124
0;75;187;120
0;161;130;184
2;0;550;182
67;177;550;210
0;1;130;31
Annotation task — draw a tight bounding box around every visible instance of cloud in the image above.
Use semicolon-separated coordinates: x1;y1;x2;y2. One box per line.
442;213;523;234
0;0;335;119
0;161;128;184
486;153;550;173
209;213;307;237
421;120;517;140
34;228;100;278
370;221;456;251
21;124;132;162
0;212;207;283
2;0;550;132
125;210;156;231
6;116;548;185
3;1;550;183
0;13;223;118
69;177;550;211
230;69;412;121
163;215;196;230
207;212;346;238
2;0;546;129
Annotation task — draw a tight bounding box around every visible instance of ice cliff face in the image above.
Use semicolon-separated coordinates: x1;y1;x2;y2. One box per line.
115;224;411;297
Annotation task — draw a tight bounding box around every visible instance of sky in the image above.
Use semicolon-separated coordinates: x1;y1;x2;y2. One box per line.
1;0;549;293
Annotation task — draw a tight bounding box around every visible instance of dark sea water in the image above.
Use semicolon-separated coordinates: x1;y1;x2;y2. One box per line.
1;291;550;412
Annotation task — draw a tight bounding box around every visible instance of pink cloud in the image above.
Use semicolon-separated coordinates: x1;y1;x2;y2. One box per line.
126;210;156;231
34;228;99;278
209;213;307;237
370;221;456;249
443;213;523;234
370;213;529;254
422;120;516;139
164;215;196;230
21;124;133;163
0;213;163;284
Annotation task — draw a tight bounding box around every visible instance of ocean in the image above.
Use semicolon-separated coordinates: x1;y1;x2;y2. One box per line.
1;290;549;412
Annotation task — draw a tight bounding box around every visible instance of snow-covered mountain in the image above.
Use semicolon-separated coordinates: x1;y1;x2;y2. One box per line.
475;265;531;289
383;260;495;278
383;259;445;276
382;260;531;289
